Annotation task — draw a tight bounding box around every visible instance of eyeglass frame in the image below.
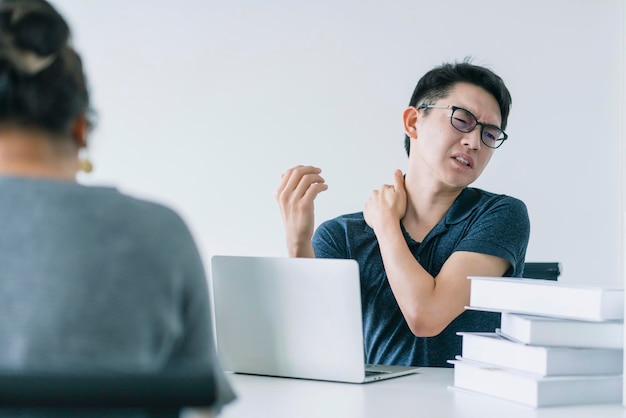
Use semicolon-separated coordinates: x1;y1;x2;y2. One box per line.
415;104;508;149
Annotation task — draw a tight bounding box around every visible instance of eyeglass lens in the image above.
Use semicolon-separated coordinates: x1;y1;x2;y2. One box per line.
451;108;504;149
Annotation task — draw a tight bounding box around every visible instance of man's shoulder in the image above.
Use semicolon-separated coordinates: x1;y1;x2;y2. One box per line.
320;211;366;227
337;211;366;220
314;211;371;241
446;187;528;226
465;187;527;209
313;211;374;258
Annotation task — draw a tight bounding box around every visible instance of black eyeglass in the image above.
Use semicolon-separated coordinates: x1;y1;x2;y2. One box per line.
416;104;508;149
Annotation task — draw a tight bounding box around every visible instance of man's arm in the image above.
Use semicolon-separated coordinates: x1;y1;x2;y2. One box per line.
364;170;519;337
275;165;328;258
377;233;507;337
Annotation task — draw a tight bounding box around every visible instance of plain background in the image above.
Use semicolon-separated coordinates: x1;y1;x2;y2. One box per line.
52;0;625;286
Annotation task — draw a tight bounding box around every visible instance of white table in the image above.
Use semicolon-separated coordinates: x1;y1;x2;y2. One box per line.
210;367;626;418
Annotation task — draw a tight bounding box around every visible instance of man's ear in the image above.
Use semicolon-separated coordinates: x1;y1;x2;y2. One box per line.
70;113;88;148
402;106;420;140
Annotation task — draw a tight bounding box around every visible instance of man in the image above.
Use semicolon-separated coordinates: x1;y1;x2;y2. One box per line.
276;60;530;367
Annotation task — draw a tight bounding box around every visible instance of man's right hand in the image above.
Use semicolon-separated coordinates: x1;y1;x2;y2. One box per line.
275;165;328;257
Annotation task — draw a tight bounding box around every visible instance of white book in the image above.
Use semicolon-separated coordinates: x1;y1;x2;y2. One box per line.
499;312;623;349
468;276;624;321
449;357;623;407
459;332;623;376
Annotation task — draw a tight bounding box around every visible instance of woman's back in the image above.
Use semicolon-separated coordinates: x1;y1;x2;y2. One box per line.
0;175;212;371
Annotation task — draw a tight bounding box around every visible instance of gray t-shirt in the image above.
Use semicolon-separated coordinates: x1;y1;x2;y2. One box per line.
0;175;235;417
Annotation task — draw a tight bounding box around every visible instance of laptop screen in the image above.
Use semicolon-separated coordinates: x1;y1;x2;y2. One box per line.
211;255;368;382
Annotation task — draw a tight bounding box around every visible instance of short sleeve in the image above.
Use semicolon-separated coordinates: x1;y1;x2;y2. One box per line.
312;219;349;259
454;196;530;277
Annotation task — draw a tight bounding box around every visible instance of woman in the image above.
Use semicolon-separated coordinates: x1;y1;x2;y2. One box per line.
0;0;234;416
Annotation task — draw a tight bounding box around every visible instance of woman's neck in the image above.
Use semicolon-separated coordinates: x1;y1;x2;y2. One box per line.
0;130;79;180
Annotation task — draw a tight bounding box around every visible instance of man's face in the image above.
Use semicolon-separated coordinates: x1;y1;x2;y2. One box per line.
408;82;502;190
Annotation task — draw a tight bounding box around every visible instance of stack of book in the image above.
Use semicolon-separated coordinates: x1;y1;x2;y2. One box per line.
449;276;624;407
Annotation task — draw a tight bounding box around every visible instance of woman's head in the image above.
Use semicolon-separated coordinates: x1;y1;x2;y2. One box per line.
0;0;92;137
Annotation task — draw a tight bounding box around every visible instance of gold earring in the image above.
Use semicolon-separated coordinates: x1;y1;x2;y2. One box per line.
79;148;93;173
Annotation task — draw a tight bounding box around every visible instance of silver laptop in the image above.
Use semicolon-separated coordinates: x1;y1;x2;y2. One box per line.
210;255;420;383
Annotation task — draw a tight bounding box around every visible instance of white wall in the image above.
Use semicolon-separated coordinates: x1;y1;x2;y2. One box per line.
53;0;624;286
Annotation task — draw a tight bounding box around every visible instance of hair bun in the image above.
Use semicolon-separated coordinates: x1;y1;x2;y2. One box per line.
0;0;92;134
10;1;69;56
0;0;69;75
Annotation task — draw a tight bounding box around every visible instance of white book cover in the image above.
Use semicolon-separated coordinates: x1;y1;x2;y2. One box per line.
499;312;623;349
468;276;624;321
449;357;623;407
459;332;623;376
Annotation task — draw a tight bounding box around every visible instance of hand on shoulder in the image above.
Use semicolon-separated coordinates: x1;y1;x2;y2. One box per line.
364;169;407;233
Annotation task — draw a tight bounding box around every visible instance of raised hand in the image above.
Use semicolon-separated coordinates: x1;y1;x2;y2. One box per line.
275;165;328;257
363;169;407;233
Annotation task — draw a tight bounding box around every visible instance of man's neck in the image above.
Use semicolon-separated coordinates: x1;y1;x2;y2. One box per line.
401;171;464;242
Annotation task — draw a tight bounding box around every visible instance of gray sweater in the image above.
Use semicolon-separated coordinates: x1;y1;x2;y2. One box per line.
0;175;235;417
